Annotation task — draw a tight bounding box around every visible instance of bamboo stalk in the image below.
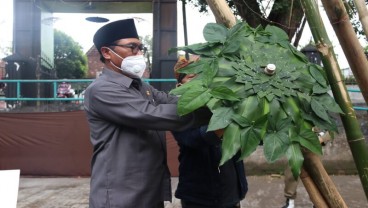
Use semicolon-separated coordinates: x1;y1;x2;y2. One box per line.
303;150;348;207
320;0;368;105
300;167;329;208
303;0;368;200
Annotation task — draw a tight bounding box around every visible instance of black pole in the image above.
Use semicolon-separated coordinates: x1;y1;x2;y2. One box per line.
182;0;189;60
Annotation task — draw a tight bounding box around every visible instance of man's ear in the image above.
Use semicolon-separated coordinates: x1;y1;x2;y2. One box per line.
101;47;112;60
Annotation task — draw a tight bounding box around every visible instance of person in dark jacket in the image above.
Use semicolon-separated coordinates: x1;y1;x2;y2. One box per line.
84;19;210;208
172;56;248;208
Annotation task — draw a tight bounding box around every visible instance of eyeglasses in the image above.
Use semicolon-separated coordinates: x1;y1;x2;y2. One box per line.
110;43;145;54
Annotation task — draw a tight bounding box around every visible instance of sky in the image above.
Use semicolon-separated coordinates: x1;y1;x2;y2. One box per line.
0;0;364;69
50;2;217;53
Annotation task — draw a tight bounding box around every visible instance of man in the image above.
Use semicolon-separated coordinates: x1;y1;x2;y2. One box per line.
281;129;331;208
172;56;248;208
84;19;209;208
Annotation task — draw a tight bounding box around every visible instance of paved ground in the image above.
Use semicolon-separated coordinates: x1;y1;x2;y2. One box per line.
17;175;367;208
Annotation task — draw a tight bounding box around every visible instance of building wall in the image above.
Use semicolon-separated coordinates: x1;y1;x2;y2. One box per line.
86;46;104;78
0;60;5;79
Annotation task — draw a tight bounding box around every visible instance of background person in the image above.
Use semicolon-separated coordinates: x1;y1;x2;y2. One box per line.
282;130;331;208
84;19;210;208
172;56;248;208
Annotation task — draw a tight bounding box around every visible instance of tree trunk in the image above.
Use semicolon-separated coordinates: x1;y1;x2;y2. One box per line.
301;0;368;200
232;0;304;41
206;0;236;28
267;0;304;40
232;0;264;27
353;0;368;40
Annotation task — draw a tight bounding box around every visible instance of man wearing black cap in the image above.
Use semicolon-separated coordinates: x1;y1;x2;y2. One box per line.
84;19;209;208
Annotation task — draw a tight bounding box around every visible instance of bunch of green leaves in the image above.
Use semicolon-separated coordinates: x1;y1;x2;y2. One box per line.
169;21;343;177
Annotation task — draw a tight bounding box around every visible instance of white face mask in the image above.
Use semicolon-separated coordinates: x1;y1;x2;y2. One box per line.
108;49;146;78
121;55;146;78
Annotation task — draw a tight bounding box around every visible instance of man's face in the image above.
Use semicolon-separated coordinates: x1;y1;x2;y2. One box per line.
101;38;143;63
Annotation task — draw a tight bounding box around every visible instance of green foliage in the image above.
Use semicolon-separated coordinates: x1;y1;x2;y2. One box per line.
0;45;12;58
170;21;343;178
345;0;368;38
54;30;87;79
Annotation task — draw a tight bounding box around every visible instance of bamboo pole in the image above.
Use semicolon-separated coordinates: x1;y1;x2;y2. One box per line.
300;168;329;208
300;0;368;200
321;0;368;105
322;0;368;198
353;0;368;40
303;150;348;207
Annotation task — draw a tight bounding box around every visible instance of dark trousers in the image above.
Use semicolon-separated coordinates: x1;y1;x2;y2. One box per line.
181;200;241;208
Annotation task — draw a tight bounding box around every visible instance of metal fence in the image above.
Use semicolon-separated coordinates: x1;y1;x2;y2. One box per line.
0;79;176;101
0;79;366;111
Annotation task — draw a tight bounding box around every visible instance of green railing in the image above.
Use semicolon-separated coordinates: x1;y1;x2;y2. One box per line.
0;79;366;111
0;79;176;101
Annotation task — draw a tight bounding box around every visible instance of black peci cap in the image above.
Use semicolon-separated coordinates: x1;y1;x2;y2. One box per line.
93;19;139;53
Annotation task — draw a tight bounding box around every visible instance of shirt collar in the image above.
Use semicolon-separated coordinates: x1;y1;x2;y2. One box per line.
102;68;141;89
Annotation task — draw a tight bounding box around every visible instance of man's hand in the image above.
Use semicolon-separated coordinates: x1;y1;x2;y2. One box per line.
318;131;331;146
214;129;225;138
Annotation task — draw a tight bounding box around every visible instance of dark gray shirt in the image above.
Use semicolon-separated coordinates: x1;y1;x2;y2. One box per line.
84;68;196;207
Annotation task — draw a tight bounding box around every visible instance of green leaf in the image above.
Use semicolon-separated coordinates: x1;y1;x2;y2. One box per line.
203;23;228;43
268;116;292;135
222;39;241;54
265;93;275;102
268;99;288;123
311;98;330;122
210;86;240;101
177;87;212;115
281;97;302;123
228;20;245;35
286;143;304;178
169;43;207;55
264;25;289;42
169;79;202;96
172;42;223;57
208;107;234;131
232;114;251;128
217;57;238;76
239;126;262;159
263;131;289;162
309;65;327;87
312;85;329;94
220;123;241;165
202;59;218;87
302;112;338;132
206;97;221;111
314;94;344;114
176;59;208;75
289;45;309;63
299;125;322;155
237;96;267;123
